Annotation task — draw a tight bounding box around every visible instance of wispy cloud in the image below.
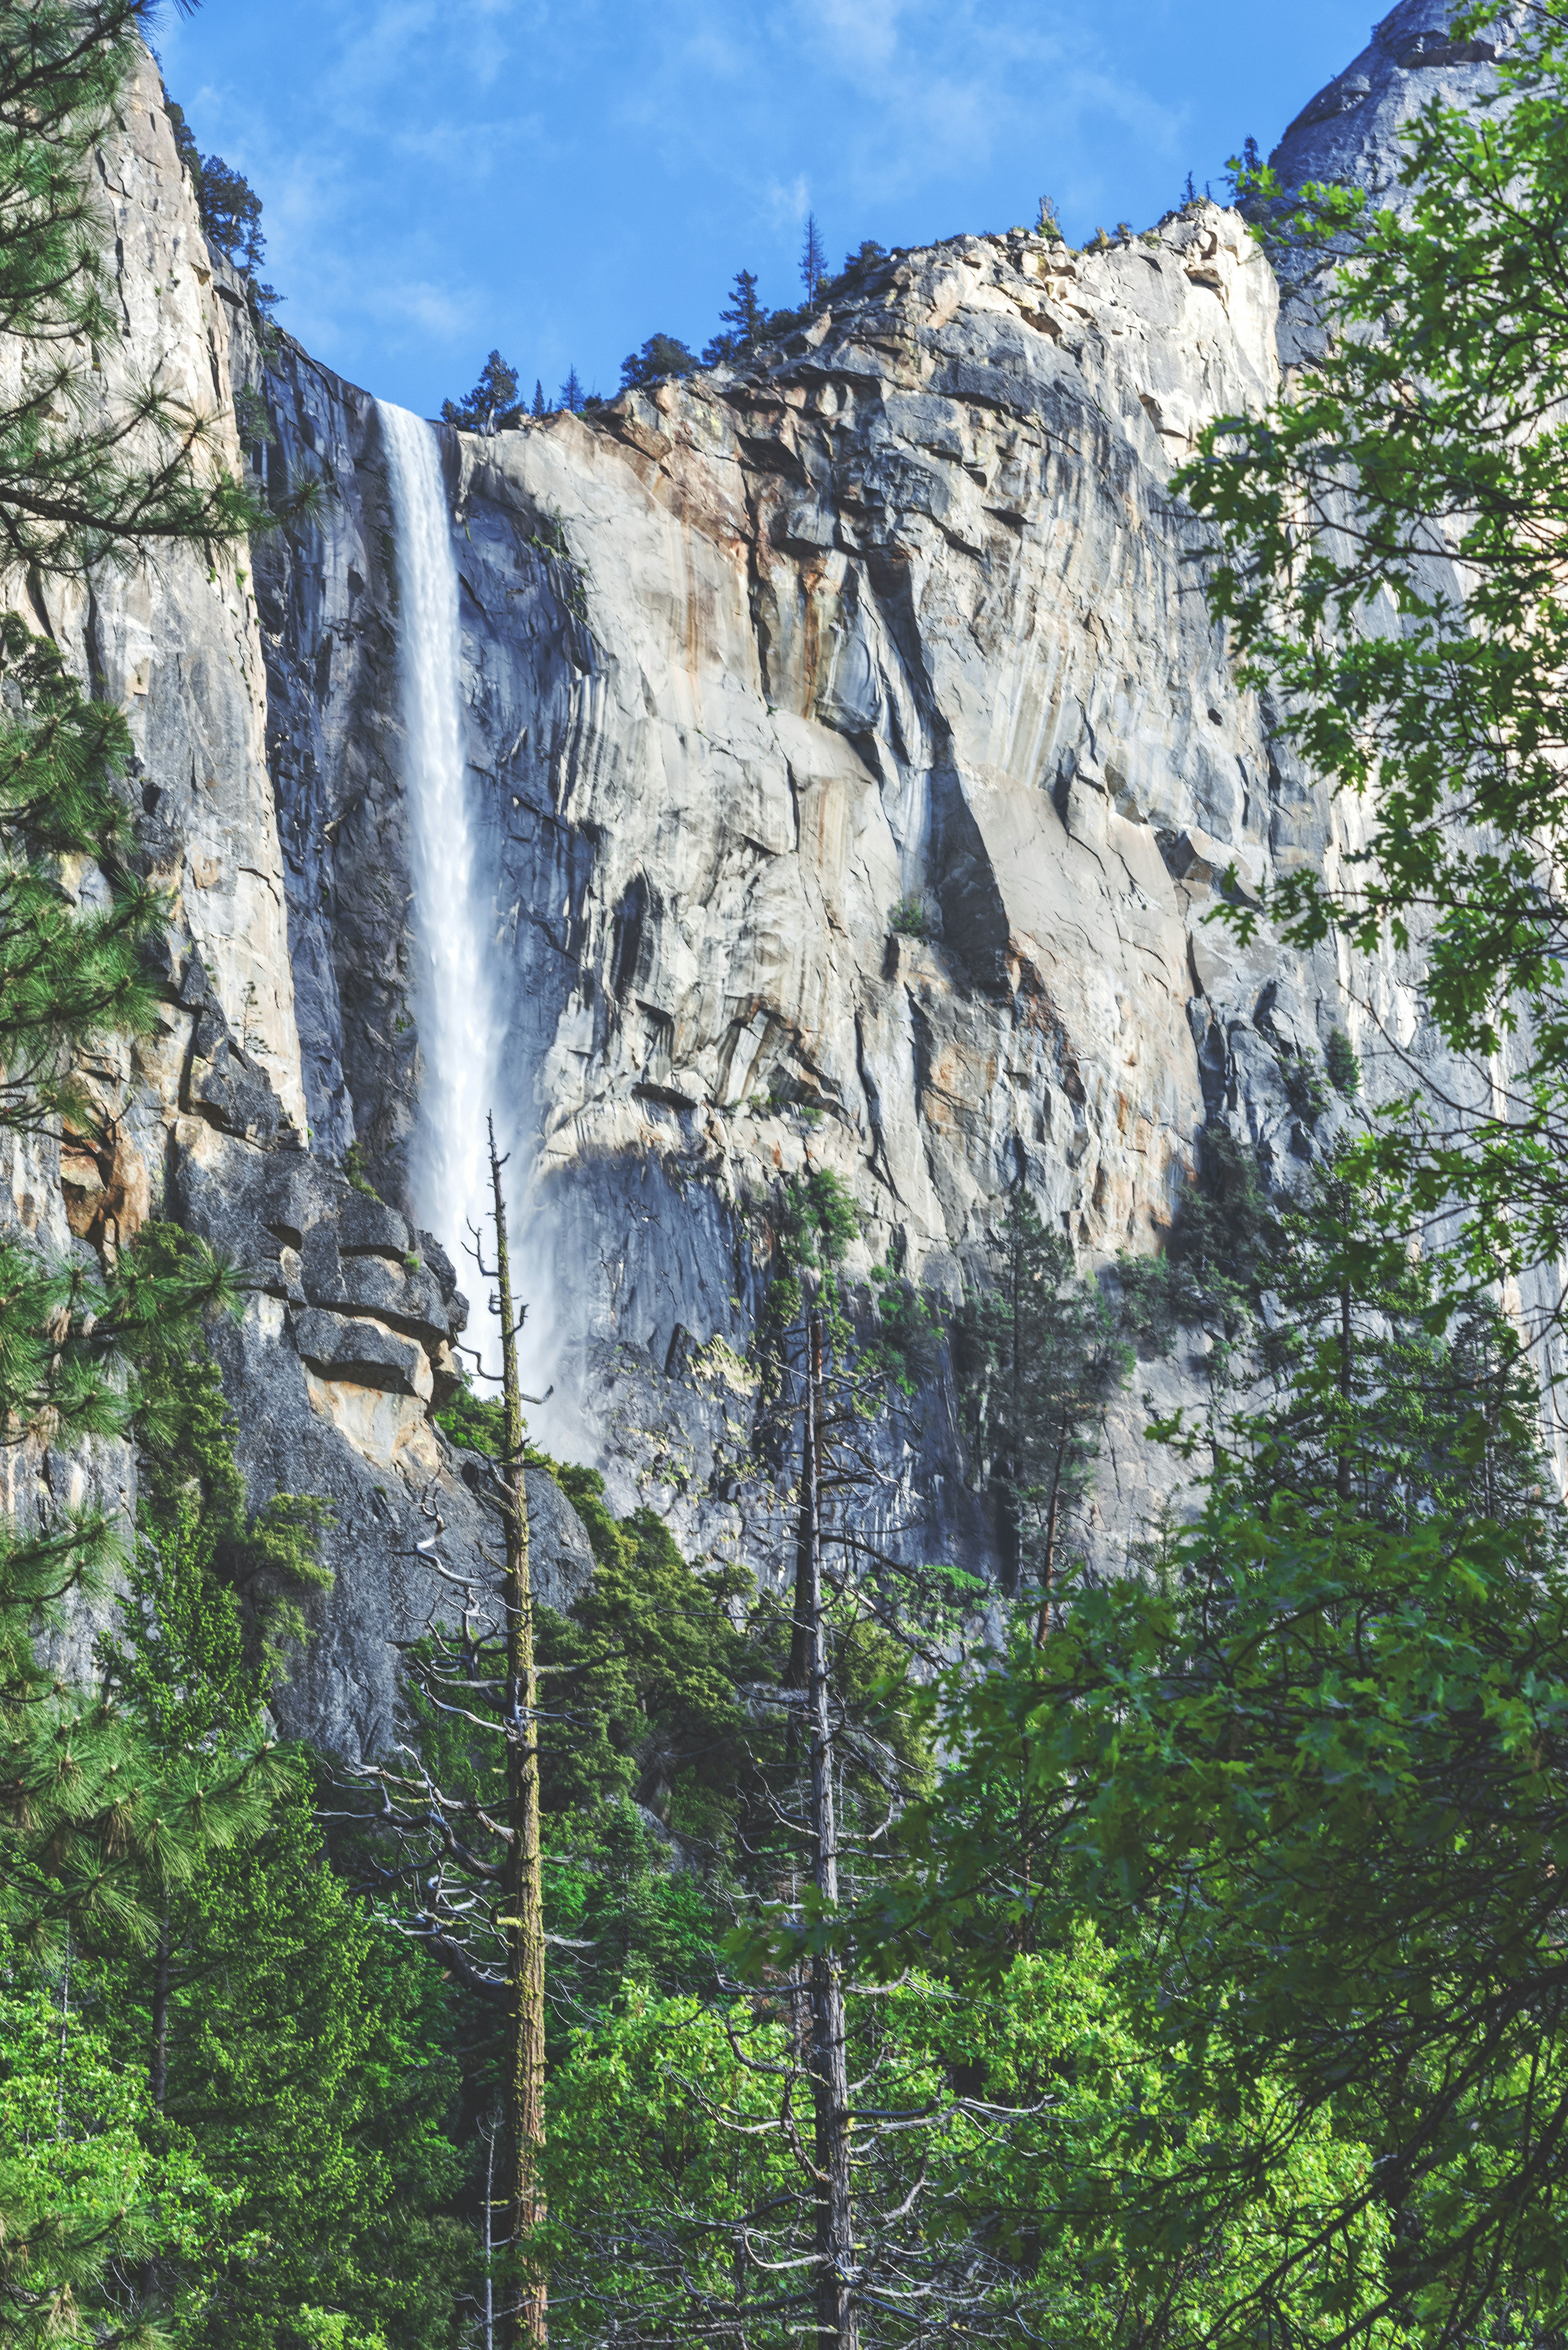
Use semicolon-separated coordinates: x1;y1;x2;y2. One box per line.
157;0;1368;411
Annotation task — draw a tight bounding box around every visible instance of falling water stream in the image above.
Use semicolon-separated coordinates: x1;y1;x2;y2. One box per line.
379;401;503;1314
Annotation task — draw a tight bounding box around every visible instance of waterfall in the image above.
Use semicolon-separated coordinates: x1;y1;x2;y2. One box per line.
379;400;503;1309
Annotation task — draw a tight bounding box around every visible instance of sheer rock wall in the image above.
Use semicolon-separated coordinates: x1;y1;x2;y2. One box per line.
3;55;592;1755
7;9;1527;1748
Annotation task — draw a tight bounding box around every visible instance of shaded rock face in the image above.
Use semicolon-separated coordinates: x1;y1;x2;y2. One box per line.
7;12;1537;1746
232;205;1336;1582
0;55;595;1754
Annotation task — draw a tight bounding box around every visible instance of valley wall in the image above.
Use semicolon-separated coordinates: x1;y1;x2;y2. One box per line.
8;0;1544;1750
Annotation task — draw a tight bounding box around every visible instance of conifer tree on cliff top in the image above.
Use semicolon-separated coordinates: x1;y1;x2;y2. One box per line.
800;210;827;305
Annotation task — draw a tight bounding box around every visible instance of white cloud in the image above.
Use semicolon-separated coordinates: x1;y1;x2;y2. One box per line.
156;0;1337;411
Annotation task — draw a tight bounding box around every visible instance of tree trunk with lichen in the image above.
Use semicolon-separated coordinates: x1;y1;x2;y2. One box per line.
488;1120;547;2348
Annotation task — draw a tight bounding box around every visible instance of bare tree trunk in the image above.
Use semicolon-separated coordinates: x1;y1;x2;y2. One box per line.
139;1913;169;2306
1338;1270;1353;1506
786;1312;819;1696
488;1121;547;2349
484;2115;497;2350
1035;1401;1069;1648
800;1307;858;2350
149;1903;169;2111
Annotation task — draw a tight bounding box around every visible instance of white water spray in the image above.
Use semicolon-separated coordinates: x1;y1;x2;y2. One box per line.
379;401;503;1305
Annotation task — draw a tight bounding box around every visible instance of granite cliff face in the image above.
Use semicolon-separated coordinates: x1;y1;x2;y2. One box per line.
4;8;1521;1748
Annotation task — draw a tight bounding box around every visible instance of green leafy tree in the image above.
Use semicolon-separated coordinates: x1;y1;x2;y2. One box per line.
103;1224;333;1752
836;239;887;283
1176;0;1568;1289
115;1781;466;2350
539;1929;1401;2347
0;10;301;2328
51;1275;457;2350
856;1166;1568;2345
0;618;175;1136
0;1924;234;2347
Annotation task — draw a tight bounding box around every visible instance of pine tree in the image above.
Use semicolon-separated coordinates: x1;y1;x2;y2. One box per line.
442;350;520;437
956;1188;1130;1623
194;151;265;274
530;378;546;419
721;265;762;341
0;636;286;1957
0;0;263;573
558;364;584;414
800;210;826;305
0;10;291;2323
702;268;764;365
838;238;887;282
619;333;698;390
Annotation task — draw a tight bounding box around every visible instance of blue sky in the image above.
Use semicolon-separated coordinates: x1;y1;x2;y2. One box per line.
154;0;1376;419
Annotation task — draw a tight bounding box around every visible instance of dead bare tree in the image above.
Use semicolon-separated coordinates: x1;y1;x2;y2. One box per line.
796;1301;856;2350
329;1116;550;2347
532;1280;1039;2347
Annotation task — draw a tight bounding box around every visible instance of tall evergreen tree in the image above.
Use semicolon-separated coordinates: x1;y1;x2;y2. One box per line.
530;378;546;419
956;1188;1130;1620
800;210;826;304
557;364;584;414
0;7;291;2325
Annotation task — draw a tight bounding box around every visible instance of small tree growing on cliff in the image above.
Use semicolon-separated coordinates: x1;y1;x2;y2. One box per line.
702;268;764;365
443;350;521;436
619;332;699;389
800;210;827;305
193;150;265;274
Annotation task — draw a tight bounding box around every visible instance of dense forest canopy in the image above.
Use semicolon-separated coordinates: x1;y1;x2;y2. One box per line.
4;2;1568;2346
